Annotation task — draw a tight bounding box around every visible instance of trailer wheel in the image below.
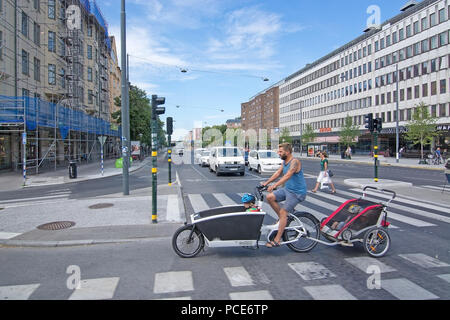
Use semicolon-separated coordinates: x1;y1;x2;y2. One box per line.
363;227;390;258
172;225;205;258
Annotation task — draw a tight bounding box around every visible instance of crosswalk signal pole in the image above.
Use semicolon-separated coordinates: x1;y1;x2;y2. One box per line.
167;117;173;186
151;95;166;224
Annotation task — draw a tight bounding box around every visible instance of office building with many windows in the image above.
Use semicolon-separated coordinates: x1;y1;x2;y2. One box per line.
279;0;450;156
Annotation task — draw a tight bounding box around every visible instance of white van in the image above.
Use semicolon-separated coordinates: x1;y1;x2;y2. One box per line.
209;147;245;176
248;150;282;174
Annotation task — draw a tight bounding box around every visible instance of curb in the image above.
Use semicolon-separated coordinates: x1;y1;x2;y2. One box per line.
0;236;172;248
344;178;413;189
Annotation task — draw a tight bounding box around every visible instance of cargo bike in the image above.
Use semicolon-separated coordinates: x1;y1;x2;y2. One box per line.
172;185;394;258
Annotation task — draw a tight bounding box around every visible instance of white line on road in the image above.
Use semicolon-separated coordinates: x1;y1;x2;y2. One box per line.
304;285;357;300
166;194;182;222
381;278;439;300
153;271;194;294
0;284;40;300
224;267;255;287
187;194;210;212
213;193;237;206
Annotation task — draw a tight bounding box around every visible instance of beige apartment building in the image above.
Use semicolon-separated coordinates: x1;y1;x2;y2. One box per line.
0;0;120;172
241;84;281;134
108;35;121;125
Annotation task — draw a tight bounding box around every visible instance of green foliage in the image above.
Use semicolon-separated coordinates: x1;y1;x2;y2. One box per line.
113;85;167;147
405;102;438;159
339;115;360;147
280;127;292;144
301;124;317;144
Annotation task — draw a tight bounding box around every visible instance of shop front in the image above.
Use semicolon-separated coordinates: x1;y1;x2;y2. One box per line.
0;134;11;170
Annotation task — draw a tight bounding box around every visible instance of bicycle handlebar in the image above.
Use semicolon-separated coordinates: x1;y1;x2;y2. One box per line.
363;186;396;201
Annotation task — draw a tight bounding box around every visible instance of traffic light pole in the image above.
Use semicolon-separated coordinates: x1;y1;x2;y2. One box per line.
168;134;172;185
373;131;379;183
151;116;158;223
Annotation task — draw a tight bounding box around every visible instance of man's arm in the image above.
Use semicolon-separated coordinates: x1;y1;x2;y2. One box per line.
262;165;283;186
272;159;301;189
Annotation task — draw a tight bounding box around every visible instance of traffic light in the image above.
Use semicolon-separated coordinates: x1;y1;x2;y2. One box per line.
152;95;165;120
364;113;374;132
374;117;382;133
166;117;173;135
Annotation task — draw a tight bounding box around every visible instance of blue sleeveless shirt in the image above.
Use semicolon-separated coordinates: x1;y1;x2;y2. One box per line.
283;159;307;195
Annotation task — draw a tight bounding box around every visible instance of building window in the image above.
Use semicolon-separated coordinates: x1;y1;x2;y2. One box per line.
413;21;419;34
399;28;404;41
439;31;448;46
430;35;438;49
87;67;92;81
414;85;420;99
33;57;40;81
34;0;40;11
421;17;428;30
431;105;437;117
48;31;56;52
21;12;28;37
422;39;429;52
430;12;436;27
439;104;446;117
407;87;412;100
87;45;92;59
48;64;56;85
431;81;437;95
406;25;411;37
21;50;29;76
440;79;447;94
33;23;40;46
88;90;93;104
422;61;428;74
439;8;446;23
48;0;55;19
422;83;428;96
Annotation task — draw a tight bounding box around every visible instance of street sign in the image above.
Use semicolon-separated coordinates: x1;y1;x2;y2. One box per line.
98;136;107;145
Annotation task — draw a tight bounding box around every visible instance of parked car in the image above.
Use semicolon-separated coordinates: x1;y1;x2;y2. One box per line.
248;150;282;174
199;150;210;167
194;148;207;164
209;147;245;176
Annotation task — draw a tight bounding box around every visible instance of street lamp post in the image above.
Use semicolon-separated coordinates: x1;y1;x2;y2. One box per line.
396;63;400;163
121;0;130;195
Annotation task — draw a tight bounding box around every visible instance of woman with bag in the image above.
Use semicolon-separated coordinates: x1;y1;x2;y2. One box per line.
311;151;336;194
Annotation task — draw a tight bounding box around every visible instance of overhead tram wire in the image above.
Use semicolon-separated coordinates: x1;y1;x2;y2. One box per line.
127;54;270;82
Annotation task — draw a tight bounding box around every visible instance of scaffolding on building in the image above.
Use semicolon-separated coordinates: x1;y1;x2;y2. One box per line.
0;0;121;174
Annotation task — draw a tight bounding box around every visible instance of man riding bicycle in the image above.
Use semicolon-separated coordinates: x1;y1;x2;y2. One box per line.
261;143;307;248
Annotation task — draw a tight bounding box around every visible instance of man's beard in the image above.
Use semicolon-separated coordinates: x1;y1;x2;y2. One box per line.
281;154;288;161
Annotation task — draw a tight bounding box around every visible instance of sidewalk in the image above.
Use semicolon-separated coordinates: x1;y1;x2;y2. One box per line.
0;156;154;191
294;152;447;171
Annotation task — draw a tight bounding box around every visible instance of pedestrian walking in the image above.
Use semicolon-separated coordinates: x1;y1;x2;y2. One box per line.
345;146;352;159
311;151;336;194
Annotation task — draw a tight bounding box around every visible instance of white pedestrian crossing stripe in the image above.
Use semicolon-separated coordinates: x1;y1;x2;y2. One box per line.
229;290;273;300
399;253;450;268
187;194;210;212
437;274;450;283
166;194;182;222
345;257;397;273
153;271;194;294
288;262;337;281
304;285;357;300
381;278;439;300
224;267;255;287
0;284;40;300
213;193;236;206
68;277;120;300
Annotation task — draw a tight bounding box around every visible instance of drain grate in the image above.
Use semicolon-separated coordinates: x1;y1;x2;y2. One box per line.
37;221;75;230
88;203;114;209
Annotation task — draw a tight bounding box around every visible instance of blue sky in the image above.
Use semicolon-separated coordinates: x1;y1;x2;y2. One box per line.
97;0;409;139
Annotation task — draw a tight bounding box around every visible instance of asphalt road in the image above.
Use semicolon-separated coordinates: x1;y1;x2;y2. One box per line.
0;152;449;301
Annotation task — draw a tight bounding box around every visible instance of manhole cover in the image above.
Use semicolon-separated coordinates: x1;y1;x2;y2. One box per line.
88;203;114;209
37;221;75;230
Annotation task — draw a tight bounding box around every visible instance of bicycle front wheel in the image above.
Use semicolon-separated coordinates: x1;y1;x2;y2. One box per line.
172;225;205;258
283;212;320;253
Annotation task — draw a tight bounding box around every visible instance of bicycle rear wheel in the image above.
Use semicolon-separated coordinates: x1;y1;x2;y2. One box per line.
172;225;205;258
283;212;320;253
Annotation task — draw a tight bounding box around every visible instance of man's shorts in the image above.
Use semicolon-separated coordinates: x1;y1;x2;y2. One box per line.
273;188;306;213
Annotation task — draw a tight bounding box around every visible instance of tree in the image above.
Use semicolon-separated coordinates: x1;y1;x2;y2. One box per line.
112;85;166;148
280;127;292;144
405;102;438;161
301;124;317;145
339;115;360;149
